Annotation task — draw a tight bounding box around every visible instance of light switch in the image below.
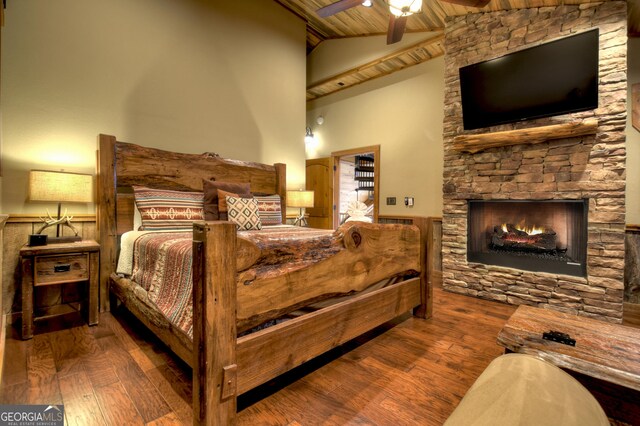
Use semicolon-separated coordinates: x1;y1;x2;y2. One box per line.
405;197;414;207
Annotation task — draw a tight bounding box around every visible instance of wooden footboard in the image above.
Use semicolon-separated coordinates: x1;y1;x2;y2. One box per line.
192;220;428;425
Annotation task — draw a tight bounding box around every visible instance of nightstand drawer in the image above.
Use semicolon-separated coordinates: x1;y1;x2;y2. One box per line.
34;253;89;286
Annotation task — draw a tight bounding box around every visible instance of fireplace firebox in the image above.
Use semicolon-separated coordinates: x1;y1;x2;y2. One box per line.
467;200;588;276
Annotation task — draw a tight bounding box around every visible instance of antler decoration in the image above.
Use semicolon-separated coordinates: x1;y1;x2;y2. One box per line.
36;208;80;236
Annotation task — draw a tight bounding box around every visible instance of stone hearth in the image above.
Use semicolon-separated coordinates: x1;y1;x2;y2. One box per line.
441;2;627;322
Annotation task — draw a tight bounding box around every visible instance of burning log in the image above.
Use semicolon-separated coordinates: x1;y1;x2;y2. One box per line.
491;223;557;252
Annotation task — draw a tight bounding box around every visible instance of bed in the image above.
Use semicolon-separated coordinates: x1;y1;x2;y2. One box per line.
96;134;431;424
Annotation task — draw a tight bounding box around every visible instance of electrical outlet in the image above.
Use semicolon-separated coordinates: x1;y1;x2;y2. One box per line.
386;197;396;205
404;197;414;207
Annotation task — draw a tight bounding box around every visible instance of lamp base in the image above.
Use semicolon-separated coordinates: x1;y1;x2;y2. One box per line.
48;235;83;244
293;214;308;227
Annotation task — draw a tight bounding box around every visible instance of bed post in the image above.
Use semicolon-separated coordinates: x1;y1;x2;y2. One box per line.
97;134;117;312
274;163;286;224
412;216;432;319
193;221;238;425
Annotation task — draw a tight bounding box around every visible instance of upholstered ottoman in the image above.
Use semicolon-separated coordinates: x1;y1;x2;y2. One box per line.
445;353;608;426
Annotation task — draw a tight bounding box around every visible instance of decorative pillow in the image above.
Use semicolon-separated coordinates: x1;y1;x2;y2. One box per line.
133;202;142;231
217;189;238;214
203;179;251;221
226;196;262;231
133;186;204;230
254;194;282;226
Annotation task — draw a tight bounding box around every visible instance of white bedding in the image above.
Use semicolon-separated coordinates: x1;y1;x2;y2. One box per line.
117;230;156;275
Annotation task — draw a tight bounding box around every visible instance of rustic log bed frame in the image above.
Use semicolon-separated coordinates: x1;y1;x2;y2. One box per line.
96;134;431;424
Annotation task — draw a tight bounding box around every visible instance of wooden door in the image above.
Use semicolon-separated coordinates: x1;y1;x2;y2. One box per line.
305;157;333;229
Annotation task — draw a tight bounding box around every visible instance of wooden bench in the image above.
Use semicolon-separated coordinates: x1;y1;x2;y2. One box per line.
497;305;640;424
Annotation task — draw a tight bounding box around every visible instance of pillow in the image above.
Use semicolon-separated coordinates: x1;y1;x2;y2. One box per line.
254;194;282;226
133;186;204;230
217;189;238;214
203;179;251;220
226;196;262;231
133;201;142;231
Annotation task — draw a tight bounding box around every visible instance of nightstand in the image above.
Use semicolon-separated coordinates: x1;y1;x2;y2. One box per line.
20;239;100;339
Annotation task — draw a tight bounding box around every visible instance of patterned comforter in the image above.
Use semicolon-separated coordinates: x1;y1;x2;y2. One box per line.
129;226;336;338
131;232;195;336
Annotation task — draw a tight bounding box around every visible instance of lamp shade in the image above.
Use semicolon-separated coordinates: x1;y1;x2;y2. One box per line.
29;170;94;203
287;190;314;209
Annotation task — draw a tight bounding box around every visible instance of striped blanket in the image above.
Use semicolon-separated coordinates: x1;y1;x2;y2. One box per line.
131;232;195;337
130;226;337;338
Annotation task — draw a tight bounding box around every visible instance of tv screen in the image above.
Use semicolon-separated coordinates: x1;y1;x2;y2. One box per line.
459;29;599;131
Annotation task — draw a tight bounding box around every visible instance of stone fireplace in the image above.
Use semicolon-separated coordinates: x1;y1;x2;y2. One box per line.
442;2;627;322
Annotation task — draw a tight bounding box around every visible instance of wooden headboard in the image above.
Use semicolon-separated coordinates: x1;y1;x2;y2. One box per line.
96;133;286;311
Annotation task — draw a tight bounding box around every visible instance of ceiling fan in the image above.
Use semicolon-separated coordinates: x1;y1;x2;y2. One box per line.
316;0;491;44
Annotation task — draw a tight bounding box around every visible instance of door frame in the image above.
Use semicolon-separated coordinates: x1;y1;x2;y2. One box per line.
331;145;380;228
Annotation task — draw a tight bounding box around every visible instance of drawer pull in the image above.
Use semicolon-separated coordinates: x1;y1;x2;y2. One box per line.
54;264;71;273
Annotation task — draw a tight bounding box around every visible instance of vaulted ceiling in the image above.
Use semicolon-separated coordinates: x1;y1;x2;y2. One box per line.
274;0;640;101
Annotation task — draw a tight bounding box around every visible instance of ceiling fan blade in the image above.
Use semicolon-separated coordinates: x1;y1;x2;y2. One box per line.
387;15;407;45
317;0;364;18
439;0;491;7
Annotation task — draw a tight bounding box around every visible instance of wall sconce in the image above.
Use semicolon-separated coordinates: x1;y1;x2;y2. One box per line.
305;127;316;146
28;170;94;243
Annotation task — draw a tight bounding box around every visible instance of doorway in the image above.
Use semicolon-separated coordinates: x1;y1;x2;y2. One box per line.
331;145;380;228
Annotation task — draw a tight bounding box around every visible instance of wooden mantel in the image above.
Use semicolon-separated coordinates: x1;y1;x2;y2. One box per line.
452;118;599;154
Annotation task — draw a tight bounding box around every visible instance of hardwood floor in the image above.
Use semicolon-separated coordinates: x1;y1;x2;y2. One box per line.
1;286;518;425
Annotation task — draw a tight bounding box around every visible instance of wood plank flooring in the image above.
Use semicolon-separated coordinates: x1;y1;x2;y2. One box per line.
1;286;518;425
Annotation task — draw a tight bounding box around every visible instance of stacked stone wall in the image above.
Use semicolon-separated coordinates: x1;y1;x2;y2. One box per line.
442;2;627;322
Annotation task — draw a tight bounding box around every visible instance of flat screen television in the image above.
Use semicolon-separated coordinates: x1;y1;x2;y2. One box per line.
459;28;599;131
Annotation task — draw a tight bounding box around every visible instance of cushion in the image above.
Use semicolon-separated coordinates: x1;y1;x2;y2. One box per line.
203;179;251;221
254;194;282;226
444;353;608;426
217;189;238;213
133;186;204;230
226;196;262;231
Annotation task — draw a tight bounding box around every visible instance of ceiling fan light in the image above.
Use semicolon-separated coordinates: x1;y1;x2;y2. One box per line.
388;0;421;16
362;0;373;7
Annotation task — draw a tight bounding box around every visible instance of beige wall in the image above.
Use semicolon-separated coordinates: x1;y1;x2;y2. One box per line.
627;37;640;225
306;34;445;218
1;0;306;215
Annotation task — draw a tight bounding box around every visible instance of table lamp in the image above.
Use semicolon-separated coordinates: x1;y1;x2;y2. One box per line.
286;190;314;227
28;170;94;244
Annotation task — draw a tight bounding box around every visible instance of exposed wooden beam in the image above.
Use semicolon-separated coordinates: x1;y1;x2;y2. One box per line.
307;33;445;101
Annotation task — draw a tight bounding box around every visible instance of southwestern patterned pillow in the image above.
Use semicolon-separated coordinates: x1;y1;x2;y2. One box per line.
133;186;204;230
254;194;282;226
226;196;262;231
202;179;251;221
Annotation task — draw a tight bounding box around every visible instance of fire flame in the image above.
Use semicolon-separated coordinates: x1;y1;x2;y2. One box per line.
501;222;546;236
